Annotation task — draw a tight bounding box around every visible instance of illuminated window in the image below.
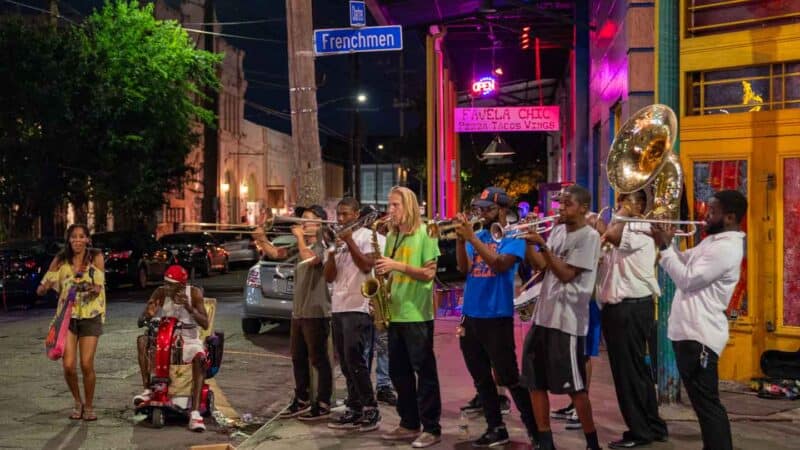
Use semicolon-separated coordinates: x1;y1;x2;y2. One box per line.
687;62;800;115
687;0;800;38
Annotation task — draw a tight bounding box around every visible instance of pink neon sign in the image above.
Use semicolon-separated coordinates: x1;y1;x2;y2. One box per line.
471;76;496;96
455;106;560;132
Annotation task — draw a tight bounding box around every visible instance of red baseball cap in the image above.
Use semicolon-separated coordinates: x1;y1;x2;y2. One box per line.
164;265;188;284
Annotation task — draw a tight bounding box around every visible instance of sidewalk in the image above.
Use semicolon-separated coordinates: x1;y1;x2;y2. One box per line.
235;317;800;450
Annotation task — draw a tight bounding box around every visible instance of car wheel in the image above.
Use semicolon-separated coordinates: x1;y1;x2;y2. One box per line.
137;266;148;290
241;318;262;335
151;408;164;428
221;257;230;274
202;257;212;277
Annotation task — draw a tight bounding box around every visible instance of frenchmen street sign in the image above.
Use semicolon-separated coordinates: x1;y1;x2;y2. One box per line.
454;106;560;132
313;25;403;56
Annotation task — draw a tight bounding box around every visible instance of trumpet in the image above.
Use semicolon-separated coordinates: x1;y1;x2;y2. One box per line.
610;215;706;237
489;216;558;242
426;217;484;240
319;211;386;250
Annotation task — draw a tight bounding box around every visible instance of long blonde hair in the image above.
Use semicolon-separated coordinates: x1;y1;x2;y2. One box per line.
389;186;421;233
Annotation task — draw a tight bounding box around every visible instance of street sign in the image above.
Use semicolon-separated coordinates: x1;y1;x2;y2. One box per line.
350;0;366;27
314;25;403;56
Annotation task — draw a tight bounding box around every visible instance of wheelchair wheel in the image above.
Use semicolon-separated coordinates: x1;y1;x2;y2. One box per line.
203;390;215;417
151;408;165;428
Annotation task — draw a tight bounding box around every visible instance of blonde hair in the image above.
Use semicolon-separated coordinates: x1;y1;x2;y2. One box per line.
389;186;421;233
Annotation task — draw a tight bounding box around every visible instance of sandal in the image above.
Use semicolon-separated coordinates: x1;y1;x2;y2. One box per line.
69;404;83;420
82;407;97;421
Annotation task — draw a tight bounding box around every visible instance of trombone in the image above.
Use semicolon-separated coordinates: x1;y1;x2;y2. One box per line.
489;216;558;242
426;217;484;240
610;215;706;237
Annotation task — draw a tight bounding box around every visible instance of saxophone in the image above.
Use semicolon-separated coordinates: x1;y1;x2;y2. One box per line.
361;217;391;331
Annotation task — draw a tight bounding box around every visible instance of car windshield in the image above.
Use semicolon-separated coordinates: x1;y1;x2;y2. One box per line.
211;232;249;242
159;233;204;245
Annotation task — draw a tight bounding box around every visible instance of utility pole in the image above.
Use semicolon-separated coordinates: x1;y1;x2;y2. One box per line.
349;54;361;200
201;0;220;223
286;0;324;206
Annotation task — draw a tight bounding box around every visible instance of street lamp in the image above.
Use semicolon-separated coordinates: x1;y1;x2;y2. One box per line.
377;143;384;150
357;93;367;103
317;93;368;109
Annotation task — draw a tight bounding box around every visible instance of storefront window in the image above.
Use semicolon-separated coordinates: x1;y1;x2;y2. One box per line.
687;0;800;38
688;61;800;115
783;157;800;327
692;160;748;319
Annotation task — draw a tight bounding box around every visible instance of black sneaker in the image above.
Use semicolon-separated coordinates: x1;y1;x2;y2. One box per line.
499;394;511;415
297;402;331;421
565;411;582;430
358;408;381;432
473;426;510;448
550;403;575;420
460;394;482;414
279;397;311;418
327;409;363;429
376;387;397;406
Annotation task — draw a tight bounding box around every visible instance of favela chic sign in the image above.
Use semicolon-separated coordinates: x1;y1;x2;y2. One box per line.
454;106;560;133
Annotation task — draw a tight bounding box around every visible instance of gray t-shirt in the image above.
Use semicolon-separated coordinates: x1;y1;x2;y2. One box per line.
532;224;601;336
292;242;331;318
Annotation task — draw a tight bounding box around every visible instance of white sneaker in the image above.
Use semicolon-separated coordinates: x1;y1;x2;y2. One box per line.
189;410;206;432
133;389;152;406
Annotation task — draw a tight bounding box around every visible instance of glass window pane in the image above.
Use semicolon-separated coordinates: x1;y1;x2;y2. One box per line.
704;65;769;82
688;1;800;37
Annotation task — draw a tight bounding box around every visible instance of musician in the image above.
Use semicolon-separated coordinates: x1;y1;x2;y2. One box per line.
596;190;668;448
279;205;333;421
376;186;442;448
252;207;288;260
650;190;747;450
454;187;538;447
323;198;385;432
520;185;602;450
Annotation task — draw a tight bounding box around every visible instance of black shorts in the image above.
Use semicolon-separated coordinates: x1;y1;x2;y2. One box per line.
68;316;103;337
521;325;586;394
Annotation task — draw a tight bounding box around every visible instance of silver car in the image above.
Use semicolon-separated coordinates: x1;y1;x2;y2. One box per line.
242;235;297;334
212;232;259;266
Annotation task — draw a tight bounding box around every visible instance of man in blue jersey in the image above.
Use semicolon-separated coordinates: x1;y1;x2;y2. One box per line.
455;187;538;447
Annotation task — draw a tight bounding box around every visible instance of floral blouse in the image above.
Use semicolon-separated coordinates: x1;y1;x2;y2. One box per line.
43;260;106;322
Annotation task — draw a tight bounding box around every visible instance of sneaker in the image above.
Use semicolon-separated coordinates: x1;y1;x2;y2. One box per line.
460;394;483;414
297;402;331;421
499;395;511;415
412;432;442;448
327;410;362;430
565;411;582;430
358;408;381;432
550;403;575;420
473;426;510;447
381;425;421;440
376;387;398;406
189;410;206;432
279;397;311;419
133;389;152;406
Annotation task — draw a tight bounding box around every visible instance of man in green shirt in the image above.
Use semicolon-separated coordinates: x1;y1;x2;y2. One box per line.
376;186;442;448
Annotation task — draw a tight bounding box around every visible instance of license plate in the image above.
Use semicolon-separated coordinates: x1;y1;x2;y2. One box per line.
273;277;294;294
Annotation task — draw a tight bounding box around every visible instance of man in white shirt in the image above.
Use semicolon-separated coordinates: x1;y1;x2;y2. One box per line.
651;189;747;450
597;191;667;448
323;198;386;432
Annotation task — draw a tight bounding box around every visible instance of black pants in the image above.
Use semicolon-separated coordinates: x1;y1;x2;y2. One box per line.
460;316;537;437
673;340;732;450
290;318;332;405
601;297;667;442
388;321;442;435
332;312;376;411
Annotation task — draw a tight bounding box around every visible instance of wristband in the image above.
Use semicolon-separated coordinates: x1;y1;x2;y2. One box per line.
659;243;669;251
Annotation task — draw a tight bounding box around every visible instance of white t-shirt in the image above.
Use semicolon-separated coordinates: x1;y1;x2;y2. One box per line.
532;224;601;336
329;227;386;314
660;231;745;356
596;222;661;304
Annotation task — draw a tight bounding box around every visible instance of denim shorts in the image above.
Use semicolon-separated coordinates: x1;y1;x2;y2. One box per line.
68;315;103;337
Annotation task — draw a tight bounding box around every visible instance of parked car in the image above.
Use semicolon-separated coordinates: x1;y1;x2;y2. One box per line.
0;238;63;307
242;235;297;334
210;232;259;266
241;234;463;335
158;232;229;278
91;231;176;289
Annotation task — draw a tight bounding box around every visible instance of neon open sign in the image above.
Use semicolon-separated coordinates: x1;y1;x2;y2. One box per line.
471;76;496;96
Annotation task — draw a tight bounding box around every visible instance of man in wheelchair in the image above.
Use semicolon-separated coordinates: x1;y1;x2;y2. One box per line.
134;265;209;431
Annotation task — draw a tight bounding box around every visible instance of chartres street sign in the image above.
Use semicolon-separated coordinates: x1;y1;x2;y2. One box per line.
454;106;560;132
313;25;403;56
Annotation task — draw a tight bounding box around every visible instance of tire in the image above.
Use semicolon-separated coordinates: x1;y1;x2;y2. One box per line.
221;257;230;274
241;318;261;335
202;257;212;277
151;408;164;428
137;266;148;290
188;266;197;281
203;390;215;417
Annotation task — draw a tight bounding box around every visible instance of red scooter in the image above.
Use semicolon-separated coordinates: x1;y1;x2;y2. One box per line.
135;316;223;428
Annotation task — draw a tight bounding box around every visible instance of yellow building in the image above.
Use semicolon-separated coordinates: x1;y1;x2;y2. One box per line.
678;1;800;380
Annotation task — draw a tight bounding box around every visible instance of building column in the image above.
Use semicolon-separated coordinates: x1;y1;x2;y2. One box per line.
656;0;681;404
573;0;590;188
